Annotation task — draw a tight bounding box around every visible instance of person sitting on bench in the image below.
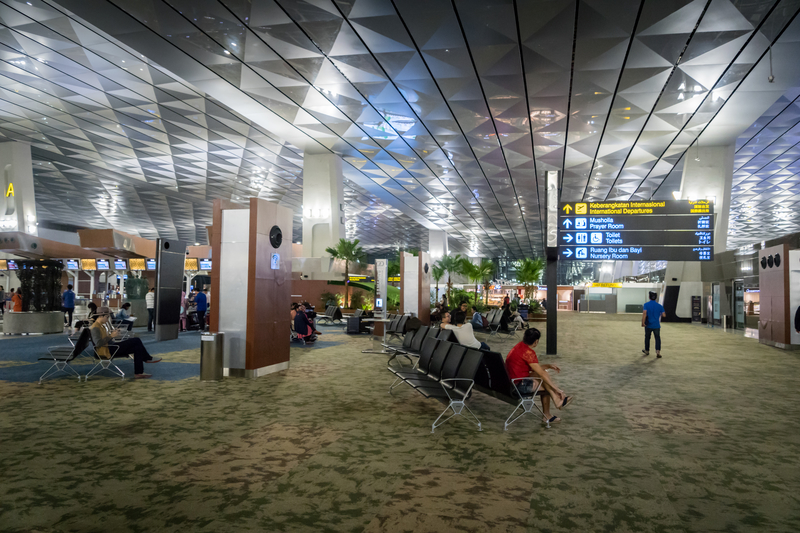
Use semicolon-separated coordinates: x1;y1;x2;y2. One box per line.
116;302;136;331
293;304;319;344
441;310;490;351
91;306;162;379
505;328;574;424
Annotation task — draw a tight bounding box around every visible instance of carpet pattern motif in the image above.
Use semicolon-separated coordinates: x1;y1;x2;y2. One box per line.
2;315;800;532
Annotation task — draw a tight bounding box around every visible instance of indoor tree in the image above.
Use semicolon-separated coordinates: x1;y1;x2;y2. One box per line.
460;258;495;306
325;238;366;308
517;257;545;300
474;258;496;305
434;253;462;305
431;263;444;303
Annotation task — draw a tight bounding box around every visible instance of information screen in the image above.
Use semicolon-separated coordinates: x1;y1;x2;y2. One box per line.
185;258;198;271
114;259;127;270
0;259;7;270
199;258;212;271
129;258;145;270
96;259;110;270
7;260;18;270
66;259;80;270
145;258;157;270
558;200;714;262
81;259;97;271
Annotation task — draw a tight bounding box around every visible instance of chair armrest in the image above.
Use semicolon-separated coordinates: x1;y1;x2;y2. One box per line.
439;378;475;400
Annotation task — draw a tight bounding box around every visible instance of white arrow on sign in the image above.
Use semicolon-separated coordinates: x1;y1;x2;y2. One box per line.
562;219;573;228
563;234;573;243
563;249;573;257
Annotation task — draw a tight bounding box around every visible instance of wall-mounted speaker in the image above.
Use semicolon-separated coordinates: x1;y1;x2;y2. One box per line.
761;257;767;269
269;225;282;248
775;253;781;267
768;255;774;268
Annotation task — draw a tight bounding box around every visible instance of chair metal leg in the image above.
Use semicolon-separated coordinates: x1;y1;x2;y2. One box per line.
504;397;547;430
39;361;81;384
431;399;482;433
85;359;125;380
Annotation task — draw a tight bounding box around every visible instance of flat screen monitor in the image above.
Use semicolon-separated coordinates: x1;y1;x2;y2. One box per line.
145;258;157;270
199;258;212;271
184;257;198;271
65;259;80;270
81;258;97;271
129;258;145;270
96;259;110;270
0;259;7;270
7;260;18;270
114;259;127;270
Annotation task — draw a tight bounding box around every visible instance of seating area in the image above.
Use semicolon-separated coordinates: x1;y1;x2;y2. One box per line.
384;325;551;432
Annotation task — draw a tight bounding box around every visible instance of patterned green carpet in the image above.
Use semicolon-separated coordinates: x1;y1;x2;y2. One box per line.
2;313;800;532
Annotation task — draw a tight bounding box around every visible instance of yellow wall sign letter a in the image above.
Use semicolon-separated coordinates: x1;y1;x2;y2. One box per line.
4;183;12;197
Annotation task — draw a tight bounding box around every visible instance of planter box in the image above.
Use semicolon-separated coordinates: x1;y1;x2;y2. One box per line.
528;313;547;322
3;311;64;334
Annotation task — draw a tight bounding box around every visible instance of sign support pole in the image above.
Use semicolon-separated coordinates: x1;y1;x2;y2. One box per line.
545;170;559;356
546;253;557;355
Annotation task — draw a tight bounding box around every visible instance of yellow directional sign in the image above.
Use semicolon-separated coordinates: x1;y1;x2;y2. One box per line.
575;203;587;214
562;204;572;214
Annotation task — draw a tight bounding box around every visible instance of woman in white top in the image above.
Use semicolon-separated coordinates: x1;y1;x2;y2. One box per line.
441;311;491;352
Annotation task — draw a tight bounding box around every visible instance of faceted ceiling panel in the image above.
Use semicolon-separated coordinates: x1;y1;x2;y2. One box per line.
2;0;800;258
729;85;800;249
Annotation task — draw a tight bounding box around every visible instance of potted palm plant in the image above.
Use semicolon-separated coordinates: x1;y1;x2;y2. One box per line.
325;238;366;309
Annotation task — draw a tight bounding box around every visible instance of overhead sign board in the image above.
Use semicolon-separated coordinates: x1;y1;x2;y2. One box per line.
348;275;374;282
588;282;622;288
558;200;714;262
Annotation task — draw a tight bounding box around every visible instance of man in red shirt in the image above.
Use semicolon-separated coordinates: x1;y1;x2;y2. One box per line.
505;328;574;424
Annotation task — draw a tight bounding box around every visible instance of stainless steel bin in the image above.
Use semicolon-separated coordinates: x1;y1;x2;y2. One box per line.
200;332;224;381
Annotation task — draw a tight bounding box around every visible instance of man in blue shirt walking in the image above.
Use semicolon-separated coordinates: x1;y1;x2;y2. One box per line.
195;288;208;331
62;284;76;332
642;291;666;358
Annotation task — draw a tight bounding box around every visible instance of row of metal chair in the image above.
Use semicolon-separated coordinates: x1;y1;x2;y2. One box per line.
38;325;136;384
316;305;343;324
385;325;550;431
387;336;486;433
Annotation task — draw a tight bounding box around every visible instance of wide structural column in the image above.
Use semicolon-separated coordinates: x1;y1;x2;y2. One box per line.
664;144;734;321
302;153;345;258
0;142;36;234
210;198;293;378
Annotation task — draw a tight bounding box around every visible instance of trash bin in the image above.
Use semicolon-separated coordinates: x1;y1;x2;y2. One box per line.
200;332;224;382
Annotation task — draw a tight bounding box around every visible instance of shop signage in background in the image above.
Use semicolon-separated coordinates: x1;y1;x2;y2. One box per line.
81;258;97;271
184;257;198;271
348;275;374;282
691;296;702;323
558;200;714;262
375;259;387;320
129;257;145;270
588;282;622;288
387;276;400;282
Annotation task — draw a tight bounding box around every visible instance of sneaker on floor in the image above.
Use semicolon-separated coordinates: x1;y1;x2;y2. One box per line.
145;357;163;364
134;373;152;379
656;354;662;358
642;350;649;356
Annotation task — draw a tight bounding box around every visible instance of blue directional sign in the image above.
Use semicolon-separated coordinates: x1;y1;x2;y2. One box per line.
558;200;714;261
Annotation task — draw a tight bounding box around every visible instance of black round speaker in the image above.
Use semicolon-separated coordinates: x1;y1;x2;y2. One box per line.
768;255;774;268
775;253;781;267
164;241;170;250
761;257;767;269
269;225;282;248
424;263;429;274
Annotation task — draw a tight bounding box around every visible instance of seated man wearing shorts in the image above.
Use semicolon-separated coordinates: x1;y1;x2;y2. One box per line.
505;328;574;424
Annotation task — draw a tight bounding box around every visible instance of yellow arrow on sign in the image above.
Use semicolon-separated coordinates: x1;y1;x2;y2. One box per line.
562;204;572;214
